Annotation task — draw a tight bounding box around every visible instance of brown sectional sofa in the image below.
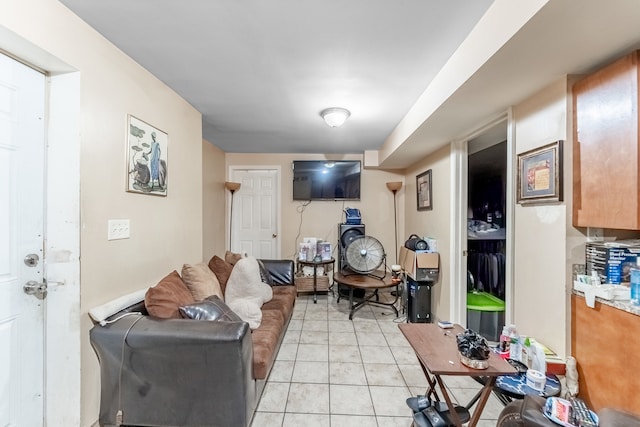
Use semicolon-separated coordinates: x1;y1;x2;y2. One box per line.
90;258;296;427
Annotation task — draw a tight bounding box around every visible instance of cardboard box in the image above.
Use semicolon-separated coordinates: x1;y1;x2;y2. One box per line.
586;241;640;284
399;246;439;281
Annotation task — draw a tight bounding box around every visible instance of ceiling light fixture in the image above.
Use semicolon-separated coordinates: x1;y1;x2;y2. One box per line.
320;107;350;127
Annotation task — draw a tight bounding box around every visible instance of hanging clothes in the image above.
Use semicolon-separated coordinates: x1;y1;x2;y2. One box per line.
467;239;505;299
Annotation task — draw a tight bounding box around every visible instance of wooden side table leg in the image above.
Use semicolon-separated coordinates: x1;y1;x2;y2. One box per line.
313;265;317;304
348;287;355;320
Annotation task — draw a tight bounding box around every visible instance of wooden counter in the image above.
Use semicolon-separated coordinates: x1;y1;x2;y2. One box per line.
571;294;640;413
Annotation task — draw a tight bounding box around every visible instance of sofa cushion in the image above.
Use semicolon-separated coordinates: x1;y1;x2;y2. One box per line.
208;255;234;294
251;313;283;380
182;262;224;301
262;286;296;320
144;270;195;319
179;295;242;321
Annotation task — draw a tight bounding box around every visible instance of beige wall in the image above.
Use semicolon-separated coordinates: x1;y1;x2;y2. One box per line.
403;145;453;321
203;140;227;259
2;1;204;425
226;153;404;265
512;78;572;357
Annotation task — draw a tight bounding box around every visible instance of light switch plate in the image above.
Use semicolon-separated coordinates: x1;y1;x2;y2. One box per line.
108;219;130;240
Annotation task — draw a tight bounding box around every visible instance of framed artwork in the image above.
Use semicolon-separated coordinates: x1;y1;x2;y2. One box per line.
127;115;168;196
416;169;433;211
517;140;563;204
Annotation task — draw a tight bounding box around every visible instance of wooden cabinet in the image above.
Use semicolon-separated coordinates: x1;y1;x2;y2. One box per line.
573;50;640;229
571;294;640;413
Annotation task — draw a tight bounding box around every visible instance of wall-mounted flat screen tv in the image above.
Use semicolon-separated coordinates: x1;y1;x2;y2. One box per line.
292;160;361;201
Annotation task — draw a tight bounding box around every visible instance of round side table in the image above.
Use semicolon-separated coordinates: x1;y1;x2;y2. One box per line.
296;258;334;303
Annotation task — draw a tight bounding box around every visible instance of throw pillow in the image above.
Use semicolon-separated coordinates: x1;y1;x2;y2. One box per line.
225;256;273;307
144;270;195;319
179;295;242;321
181;262;224;301
226;298;262;330
257;259;274;286
208;255;234;294
224;250;245;266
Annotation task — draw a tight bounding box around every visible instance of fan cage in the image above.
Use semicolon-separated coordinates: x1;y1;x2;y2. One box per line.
344;235;386;275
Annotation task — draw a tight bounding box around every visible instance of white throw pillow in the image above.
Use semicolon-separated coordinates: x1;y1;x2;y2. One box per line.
225;256;273;307
226;298;262;330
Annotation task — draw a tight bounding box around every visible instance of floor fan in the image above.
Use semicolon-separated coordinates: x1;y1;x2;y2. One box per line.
343;235;387;280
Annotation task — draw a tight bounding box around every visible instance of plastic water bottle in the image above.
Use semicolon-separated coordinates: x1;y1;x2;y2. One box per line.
630;266;640;306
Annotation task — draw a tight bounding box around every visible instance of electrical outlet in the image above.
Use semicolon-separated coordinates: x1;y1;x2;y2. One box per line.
108;219;130;240
587;227;603;242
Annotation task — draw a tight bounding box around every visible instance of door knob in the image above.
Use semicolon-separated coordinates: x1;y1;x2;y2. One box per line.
272;233;277;238
24;280;47;297
24;253;40;267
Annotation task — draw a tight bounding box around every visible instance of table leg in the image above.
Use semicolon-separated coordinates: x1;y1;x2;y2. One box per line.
348;287;354;320
435;376;463;427
313;265;317;304
417;365;494;427
466;376;497;427
418;361;440;402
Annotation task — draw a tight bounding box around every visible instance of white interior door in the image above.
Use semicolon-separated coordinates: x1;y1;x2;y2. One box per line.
0;53;45;427
231;168;280;258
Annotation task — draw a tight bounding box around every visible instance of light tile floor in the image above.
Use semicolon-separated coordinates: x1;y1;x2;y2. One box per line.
250;292;506;427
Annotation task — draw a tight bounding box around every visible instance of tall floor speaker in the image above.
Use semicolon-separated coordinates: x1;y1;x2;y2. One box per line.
337;223;365;273
406;277;432;323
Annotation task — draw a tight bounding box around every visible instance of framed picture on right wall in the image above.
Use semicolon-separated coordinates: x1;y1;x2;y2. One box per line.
517;140;563;204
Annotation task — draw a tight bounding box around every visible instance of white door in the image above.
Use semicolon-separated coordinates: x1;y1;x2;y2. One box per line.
232;169;280;258
0;53;46;427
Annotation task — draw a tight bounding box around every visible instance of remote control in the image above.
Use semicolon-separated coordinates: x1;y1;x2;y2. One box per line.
570;397;597;427
438;320;453;329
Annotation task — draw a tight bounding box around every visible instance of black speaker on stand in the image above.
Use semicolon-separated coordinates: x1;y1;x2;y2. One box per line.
338;223;365;272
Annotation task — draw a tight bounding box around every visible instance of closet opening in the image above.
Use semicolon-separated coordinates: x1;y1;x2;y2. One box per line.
466;129;507;343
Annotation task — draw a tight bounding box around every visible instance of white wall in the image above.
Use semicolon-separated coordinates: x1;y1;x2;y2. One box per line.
203;140;227;260
403;145;453;322
512;78;571;357
1;1;204;425
225;153;404;265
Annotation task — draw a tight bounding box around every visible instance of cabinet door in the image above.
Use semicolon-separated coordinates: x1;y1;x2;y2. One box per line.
573;51;640;229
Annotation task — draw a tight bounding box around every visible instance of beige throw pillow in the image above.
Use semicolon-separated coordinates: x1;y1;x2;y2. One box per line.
182;262;224;301
225;250;245;266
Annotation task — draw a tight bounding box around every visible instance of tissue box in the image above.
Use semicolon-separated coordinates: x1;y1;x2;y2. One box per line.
586;241;640;284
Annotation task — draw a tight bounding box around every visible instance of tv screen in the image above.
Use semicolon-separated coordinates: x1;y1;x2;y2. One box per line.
293;160;361;201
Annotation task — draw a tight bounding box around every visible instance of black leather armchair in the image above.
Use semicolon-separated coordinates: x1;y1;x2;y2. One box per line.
90;259;295;427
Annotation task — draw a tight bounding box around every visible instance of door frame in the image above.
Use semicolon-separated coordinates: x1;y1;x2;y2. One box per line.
228;165;282;258
2;39;83;425
450;110;515;326
45;71;82;427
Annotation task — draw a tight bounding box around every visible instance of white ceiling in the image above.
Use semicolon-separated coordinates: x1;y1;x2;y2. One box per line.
57;0;493;155
58;0;640;169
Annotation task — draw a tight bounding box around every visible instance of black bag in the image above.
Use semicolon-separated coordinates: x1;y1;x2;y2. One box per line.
405;234;428;251
456;329;490;360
